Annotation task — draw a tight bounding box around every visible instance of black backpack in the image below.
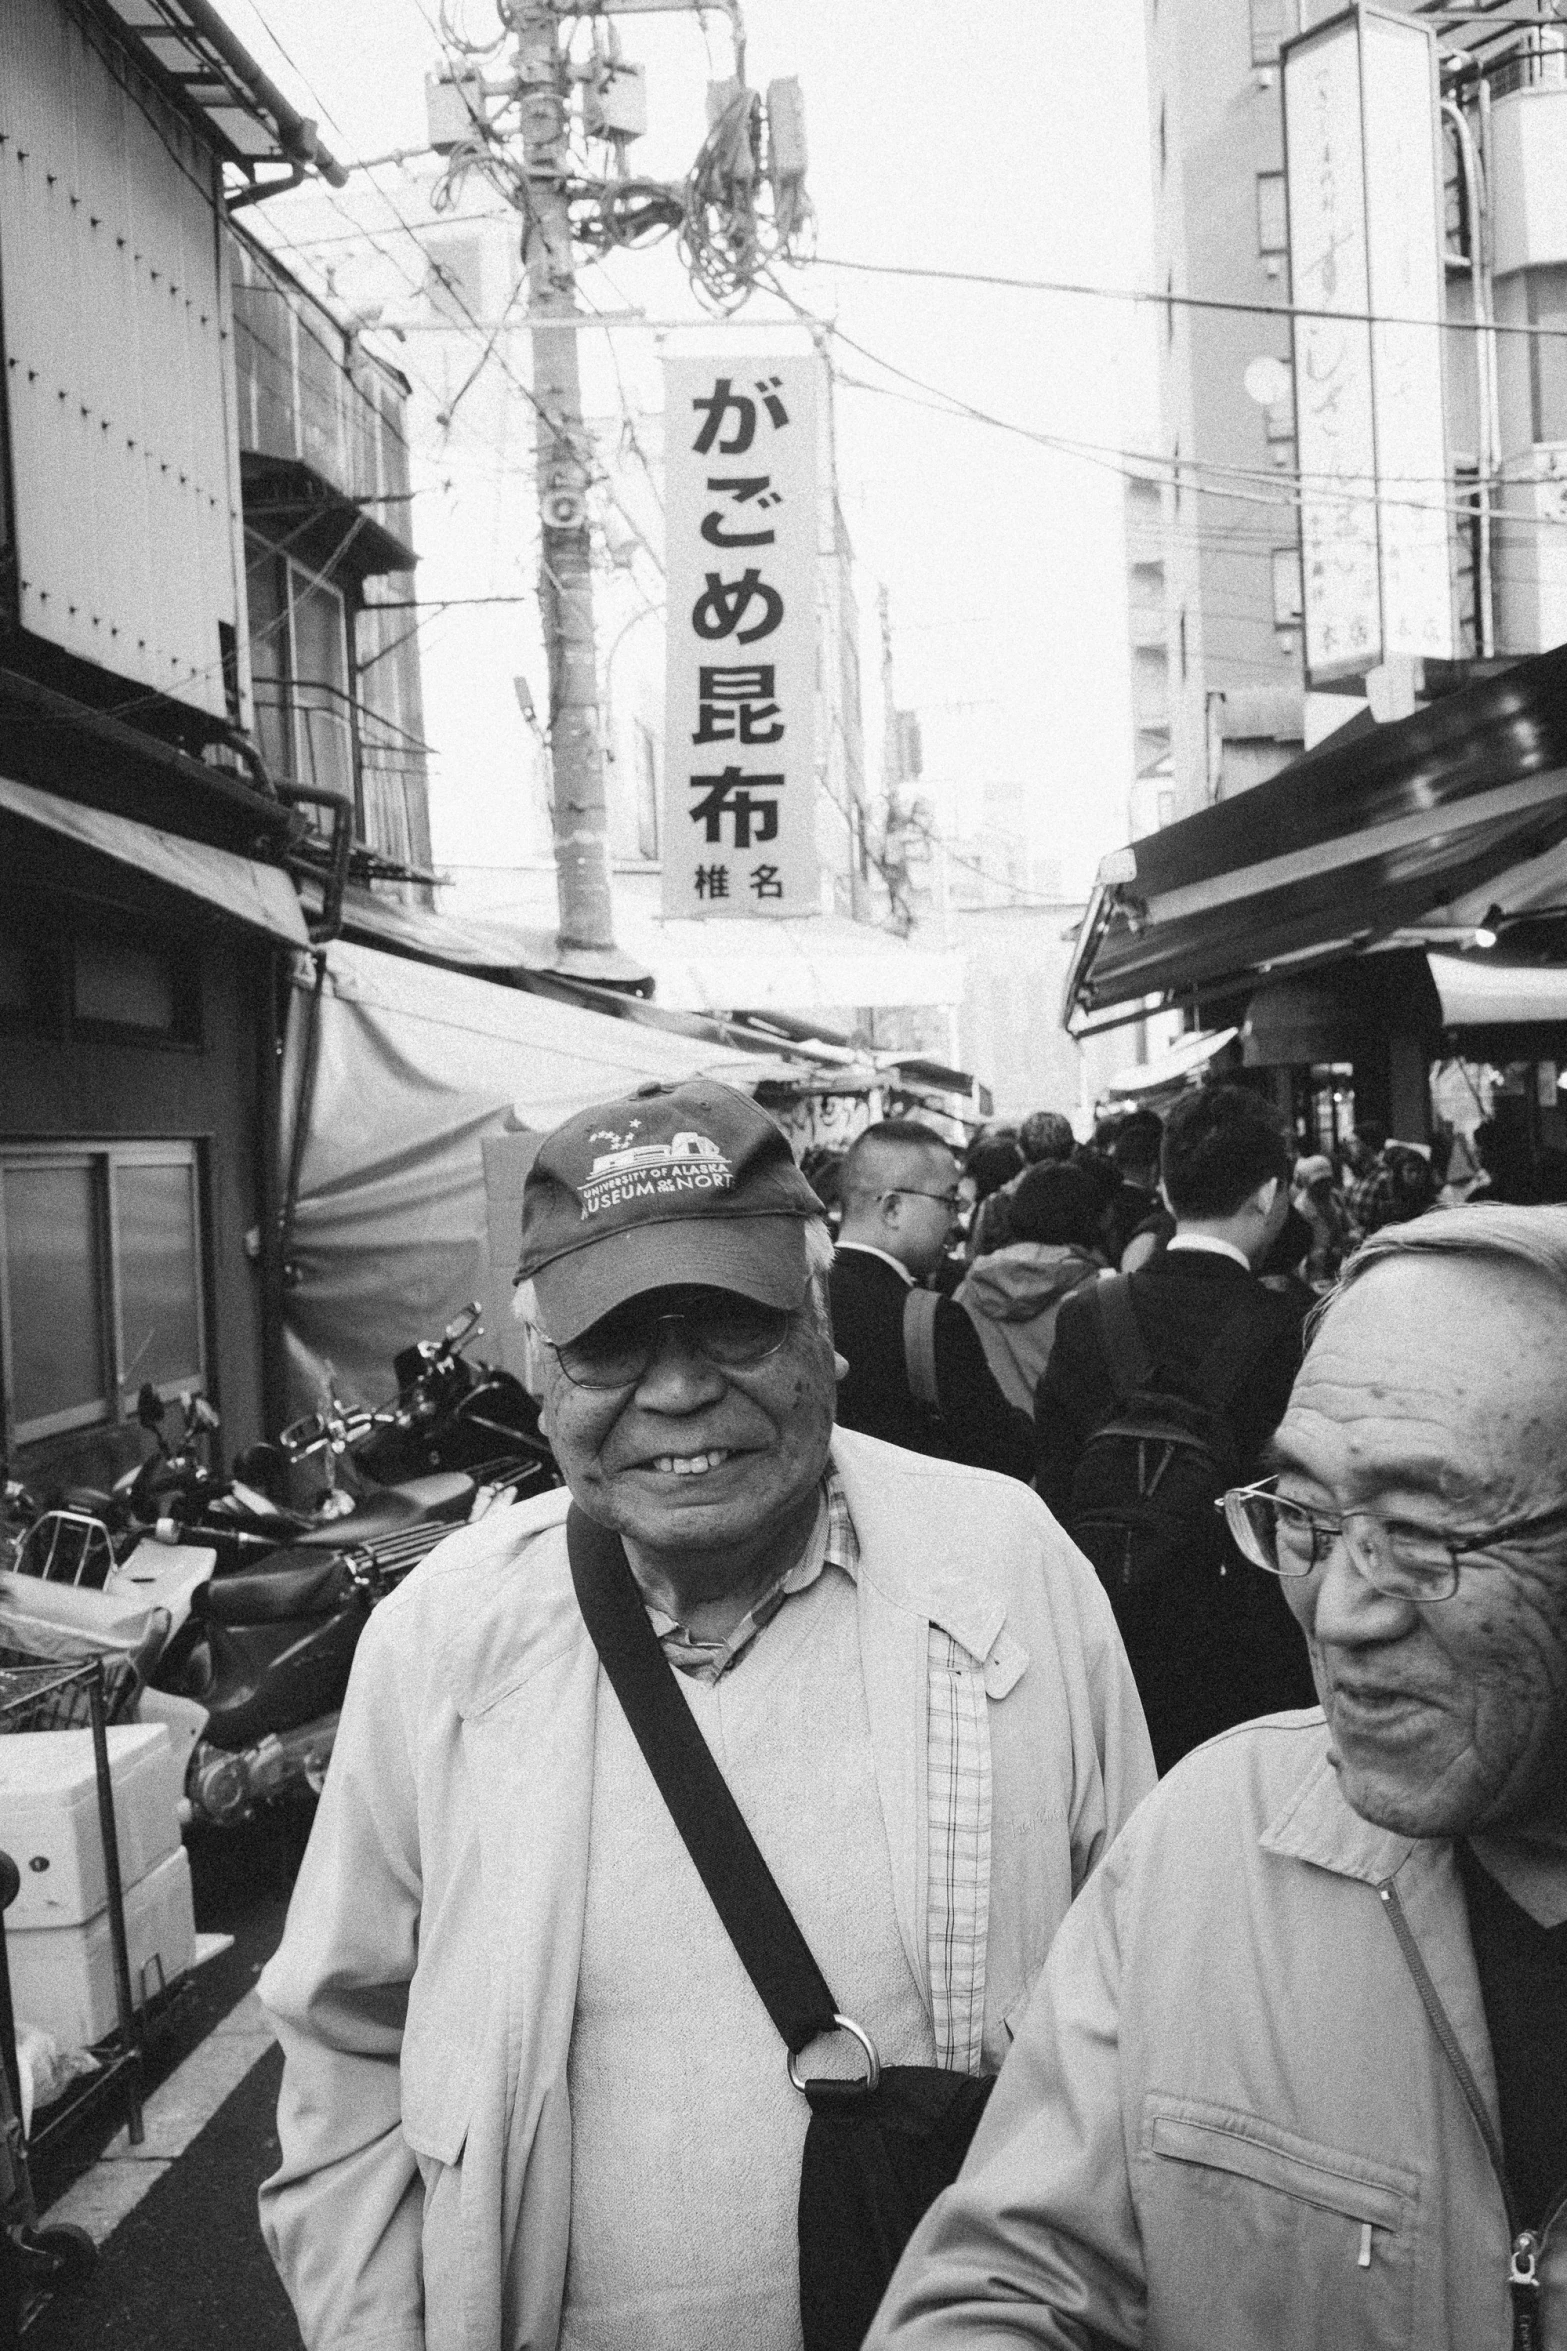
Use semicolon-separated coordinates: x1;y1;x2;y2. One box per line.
1066;1276;1280;1610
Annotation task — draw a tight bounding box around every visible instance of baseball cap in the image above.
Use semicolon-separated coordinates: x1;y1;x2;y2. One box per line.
519;1078;825;1344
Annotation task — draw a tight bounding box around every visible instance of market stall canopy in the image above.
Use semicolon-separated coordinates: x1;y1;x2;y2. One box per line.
0;770;308;946
336;885;653;991
1427;952;1567;1028
1064;642;1567;1028
280;941;806;1414
1103;1028;1240;1099
620;911;965;1014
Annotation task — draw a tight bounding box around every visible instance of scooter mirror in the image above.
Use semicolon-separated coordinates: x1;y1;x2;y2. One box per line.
443;1303;483;1347
137;1384;166;1431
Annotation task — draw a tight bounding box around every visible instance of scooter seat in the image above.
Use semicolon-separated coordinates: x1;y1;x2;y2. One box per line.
288;1492;420;1547
194;1552;354;1625
287;1472;474;1547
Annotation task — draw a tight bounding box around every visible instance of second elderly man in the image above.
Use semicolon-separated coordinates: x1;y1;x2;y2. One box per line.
258;1078;1154;2351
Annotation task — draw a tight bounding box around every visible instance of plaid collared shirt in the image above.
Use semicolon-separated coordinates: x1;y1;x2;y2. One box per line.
647;1469;991;2073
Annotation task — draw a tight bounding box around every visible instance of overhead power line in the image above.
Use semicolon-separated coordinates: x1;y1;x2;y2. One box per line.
803;251;1567;345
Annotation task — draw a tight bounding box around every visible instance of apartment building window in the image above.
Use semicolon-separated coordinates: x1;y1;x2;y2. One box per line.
634;721;661;860
1257;171;1288;257
1250;0;1294;65
1272;545;1304;631
1529;263;1567;442
0;1142;206;1445
247;537;355;808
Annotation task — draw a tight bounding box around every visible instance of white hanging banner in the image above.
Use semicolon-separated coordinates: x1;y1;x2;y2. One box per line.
662;354;818;919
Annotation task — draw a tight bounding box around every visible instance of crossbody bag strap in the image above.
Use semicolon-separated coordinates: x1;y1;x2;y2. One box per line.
566;1503;840;2058
902;1286;942;1411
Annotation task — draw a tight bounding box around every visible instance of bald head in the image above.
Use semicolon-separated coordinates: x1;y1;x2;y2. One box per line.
838;1121;959;1280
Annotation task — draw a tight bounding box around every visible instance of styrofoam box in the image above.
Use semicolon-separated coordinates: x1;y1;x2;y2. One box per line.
8;1844;195;2050
0;1725;181;1928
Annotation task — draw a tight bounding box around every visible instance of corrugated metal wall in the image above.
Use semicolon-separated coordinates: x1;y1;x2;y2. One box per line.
0;0;244;719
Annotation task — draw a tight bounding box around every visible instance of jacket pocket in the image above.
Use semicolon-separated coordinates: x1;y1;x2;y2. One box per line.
1137;2096;1418;2351
400;2031;472;2170
401;2037;473;2351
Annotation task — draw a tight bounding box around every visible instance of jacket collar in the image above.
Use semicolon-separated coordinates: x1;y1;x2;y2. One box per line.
1259;1744;1419;1886
829;1427;1006;1665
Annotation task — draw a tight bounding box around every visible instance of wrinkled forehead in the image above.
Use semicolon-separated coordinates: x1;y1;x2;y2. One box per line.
1282;1251;1567;1489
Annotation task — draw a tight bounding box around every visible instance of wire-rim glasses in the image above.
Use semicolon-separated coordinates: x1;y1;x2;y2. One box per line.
547;1295;795;1390
1221;1479;1567;1603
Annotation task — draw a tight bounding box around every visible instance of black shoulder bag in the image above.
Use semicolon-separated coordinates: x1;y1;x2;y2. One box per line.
566;1504;995;2351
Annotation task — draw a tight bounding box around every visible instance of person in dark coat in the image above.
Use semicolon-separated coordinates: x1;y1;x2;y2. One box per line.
1036;1084;1316;1764
832;1120;1033;1480
1104;1109;1167;1267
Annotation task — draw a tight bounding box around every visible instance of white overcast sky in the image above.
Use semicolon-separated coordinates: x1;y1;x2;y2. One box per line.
224;0;1155;903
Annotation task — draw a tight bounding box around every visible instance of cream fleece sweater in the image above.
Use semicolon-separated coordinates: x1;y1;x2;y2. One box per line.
558;1568;937;2351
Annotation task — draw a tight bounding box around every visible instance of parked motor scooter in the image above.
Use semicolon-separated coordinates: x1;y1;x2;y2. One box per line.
287;1305;554;1492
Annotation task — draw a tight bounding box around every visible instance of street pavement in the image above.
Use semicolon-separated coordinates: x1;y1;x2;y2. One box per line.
24;1807;312;2348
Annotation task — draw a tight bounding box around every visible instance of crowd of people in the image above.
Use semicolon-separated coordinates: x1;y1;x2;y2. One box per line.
254;1070;1567;2351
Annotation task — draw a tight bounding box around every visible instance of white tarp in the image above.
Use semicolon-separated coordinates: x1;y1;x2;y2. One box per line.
280;940;775;1413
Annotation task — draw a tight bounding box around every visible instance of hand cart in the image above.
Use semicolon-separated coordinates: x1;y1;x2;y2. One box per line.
0;1656;147;2342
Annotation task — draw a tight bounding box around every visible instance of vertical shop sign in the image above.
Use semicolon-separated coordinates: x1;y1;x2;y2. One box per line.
662;355;818;919
1284;6;1452;684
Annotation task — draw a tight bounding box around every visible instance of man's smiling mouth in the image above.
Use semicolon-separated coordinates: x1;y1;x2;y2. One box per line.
648;1450;735;1478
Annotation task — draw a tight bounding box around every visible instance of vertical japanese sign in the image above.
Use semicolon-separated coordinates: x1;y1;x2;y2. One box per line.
1284;6;1451;684
662;355;818;919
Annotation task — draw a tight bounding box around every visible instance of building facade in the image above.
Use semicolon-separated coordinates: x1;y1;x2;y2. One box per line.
0;0;428;1496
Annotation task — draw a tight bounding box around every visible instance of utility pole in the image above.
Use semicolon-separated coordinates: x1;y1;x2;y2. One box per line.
512;0;614;956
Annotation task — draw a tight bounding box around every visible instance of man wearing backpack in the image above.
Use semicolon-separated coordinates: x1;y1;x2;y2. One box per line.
1035;1085;1315;1770
832;1121;1034;1481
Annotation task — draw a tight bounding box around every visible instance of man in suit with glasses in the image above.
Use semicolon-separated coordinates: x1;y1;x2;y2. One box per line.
831;1121;1033;1480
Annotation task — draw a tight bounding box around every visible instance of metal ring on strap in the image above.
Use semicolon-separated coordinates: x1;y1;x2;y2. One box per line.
787;2012;882;2097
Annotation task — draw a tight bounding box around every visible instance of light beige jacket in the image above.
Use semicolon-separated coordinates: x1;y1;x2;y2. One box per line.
868;1713;1565;2350
257;1428;1155;2351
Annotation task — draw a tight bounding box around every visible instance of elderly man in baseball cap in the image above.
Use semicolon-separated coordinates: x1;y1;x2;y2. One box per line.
259;1079;1152;2351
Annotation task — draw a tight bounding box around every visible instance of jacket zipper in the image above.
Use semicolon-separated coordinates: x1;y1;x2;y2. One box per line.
1380;1879;1566;2349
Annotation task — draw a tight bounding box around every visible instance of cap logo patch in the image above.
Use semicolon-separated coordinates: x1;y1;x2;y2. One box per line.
578;1127;734;1218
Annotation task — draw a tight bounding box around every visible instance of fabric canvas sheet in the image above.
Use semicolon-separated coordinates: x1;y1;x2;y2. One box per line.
280;940;769;1414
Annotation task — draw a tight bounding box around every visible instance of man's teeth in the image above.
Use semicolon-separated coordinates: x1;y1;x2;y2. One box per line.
653;1451;732;1477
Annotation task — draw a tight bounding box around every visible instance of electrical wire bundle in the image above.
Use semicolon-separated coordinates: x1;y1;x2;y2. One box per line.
679;82;814;313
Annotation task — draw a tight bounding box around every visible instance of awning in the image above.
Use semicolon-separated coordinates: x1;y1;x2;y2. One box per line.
0;771;308;946
1104;1027;1240;1098
1065;642;1567;1026
623;912;965;1014
1428;953;1567;1029
336;886;653;990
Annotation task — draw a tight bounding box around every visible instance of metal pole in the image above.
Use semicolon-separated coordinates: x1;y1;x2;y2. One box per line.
87;1663;144;2145
1444;98;1495;661
512;0;617;955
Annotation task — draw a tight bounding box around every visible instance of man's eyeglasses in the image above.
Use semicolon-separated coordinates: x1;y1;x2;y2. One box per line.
546;1295;794;1390
877;1188;963;1213
1220;1479;1567;1604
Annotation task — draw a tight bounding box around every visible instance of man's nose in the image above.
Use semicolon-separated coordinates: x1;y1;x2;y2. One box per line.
632;1321;727;1408
1307;1525;1415;1647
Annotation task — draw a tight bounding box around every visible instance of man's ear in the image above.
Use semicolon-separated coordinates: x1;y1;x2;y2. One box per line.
1252;1176;1281;1222
833;1350;850;1383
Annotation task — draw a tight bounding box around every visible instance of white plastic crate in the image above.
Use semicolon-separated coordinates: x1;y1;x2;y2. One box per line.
0;1724;181;1928
8;1844;195;2050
